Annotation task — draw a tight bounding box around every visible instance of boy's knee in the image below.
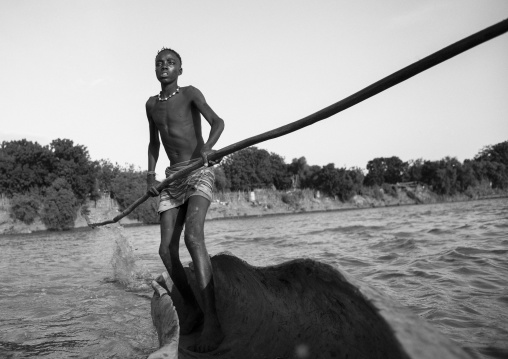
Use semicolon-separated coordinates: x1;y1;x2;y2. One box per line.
160;244;180;257
158;246;169;259
184;232;203;250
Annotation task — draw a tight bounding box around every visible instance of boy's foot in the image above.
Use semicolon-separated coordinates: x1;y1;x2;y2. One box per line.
188;319;224;353
155;272;203;334
154;274;170;292
151;280;168;298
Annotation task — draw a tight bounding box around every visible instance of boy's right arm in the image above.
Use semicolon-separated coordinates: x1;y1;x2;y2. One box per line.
146;98;160;196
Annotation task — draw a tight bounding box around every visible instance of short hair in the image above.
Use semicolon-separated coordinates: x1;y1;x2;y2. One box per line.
156;47;182;65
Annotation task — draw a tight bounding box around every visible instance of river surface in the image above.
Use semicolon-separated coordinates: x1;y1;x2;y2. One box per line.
0;198;507;359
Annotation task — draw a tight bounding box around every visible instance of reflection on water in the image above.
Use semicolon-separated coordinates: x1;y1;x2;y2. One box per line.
0;198;507;358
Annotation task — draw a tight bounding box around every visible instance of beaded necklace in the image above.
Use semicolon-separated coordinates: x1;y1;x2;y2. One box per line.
158;87;180;101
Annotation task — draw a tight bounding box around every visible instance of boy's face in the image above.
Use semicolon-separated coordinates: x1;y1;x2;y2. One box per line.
155;51;182;84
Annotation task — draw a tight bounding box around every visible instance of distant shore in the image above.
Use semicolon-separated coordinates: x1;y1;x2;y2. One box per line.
204;188;507;221
206;194;508;222
2;186;506;235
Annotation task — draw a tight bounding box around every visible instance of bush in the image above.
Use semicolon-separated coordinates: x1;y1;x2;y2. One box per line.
41;178;79;230
9;192;41;225
382;183;398;198
362;185;384;201
281;191;303;208
135;198;160;224
312;164;363;202
111;169;159;224
221;147;292;191
213;166;230;191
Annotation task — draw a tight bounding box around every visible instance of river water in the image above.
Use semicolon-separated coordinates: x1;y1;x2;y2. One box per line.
0;198;507;359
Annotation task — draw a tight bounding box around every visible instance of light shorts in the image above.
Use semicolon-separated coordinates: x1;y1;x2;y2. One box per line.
158;159;214;214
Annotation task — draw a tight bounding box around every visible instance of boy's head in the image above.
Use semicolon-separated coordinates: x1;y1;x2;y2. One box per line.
155;47;182;66
155;47;182;83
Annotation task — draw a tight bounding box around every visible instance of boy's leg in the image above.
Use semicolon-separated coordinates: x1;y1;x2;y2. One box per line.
184;195;224;352
159;205;203;333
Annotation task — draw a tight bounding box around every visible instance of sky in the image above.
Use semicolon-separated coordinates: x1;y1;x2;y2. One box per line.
1;0;507;179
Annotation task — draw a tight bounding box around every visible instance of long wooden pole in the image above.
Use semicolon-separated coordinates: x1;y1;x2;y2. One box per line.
88;18;508;228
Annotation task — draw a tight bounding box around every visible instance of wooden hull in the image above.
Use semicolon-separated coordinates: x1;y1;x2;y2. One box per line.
149;253;471;359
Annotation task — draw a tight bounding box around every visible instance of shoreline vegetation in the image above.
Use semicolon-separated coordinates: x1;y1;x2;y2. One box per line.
1;138;507;234
1;186;506;235
205;186;508;221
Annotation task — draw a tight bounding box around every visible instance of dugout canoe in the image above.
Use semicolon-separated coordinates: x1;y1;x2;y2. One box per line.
149;253;471;359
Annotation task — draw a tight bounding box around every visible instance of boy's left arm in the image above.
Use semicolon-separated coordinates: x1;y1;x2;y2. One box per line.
189;86;225;166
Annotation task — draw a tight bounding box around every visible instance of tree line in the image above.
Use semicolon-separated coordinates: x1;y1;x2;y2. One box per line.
217;141;508;199
0;138;158;229
1;138;507;229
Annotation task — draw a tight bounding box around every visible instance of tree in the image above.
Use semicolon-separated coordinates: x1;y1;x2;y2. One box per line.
420;160;439;190
364;156;406;186
213;166;229;191
50;138;99;202
111;166;159;224
269;152;292;190
347;167;365;194
96;159;122;192
477;161;508;189
41;178;79;230
288;157;318;189
435;157;461;195
221;147;291;191
89;179;101;205
384;157;407;184
311;164;361;201
458;160;480;191
221;148;261;191
302;165;322;189
0;139;101;203
9;191;42;225
472;140;508;189
474;140;508;166
0;139;54;196
0;149;16;195
335;168;362;201
312;164;338;197
419;157;462;195
405;159;424;182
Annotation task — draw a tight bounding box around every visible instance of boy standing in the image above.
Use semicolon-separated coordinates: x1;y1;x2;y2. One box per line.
146;48;225;352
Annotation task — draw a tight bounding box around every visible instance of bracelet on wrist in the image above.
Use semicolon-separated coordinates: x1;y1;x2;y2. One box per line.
147;171;156;176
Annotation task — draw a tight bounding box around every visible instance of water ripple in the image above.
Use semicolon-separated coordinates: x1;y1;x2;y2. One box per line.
1;198;507;358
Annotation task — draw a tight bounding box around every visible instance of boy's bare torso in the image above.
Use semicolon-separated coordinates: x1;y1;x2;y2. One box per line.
147;86;205;166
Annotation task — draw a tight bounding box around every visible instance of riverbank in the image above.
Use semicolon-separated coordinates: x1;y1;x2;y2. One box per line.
1;186;506;234
205;185;507;220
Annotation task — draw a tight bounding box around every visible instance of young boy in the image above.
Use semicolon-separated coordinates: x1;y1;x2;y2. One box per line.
146;47;225;353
